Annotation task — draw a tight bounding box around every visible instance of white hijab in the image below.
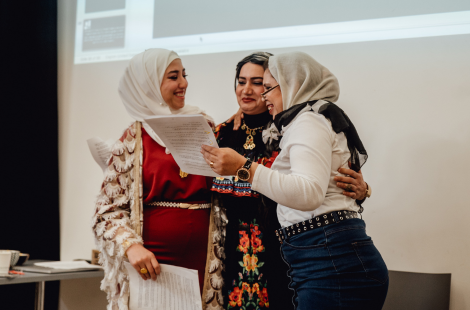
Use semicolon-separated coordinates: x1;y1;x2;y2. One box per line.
118;48;213;149
268;52;340;110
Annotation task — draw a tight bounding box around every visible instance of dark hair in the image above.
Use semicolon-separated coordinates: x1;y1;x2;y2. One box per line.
234;51;273;91
233;52;277;230
262;57;270;71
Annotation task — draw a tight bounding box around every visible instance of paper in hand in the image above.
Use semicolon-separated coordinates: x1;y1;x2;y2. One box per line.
145;114;223;177
87;137;115;172
124;262;202;310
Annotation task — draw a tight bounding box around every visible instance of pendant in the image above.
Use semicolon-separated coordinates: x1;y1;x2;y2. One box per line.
179;169;189;178
243;135;256;150
241;121;262;150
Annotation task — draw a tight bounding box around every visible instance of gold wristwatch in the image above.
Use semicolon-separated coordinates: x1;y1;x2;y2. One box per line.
236;159;253;182
365;183;372;198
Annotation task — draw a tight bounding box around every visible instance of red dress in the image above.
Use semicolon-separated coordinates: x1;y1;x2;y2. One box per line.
141;128;212;293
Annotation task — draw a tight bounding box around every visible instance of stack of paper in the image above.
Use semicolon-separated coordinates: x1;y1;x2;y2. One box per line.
124;262;202;310
34;261;103;270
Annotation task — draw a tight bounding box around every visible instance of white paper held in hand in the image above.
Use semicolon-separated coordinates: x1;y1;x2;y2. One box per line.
145;114;225;178
124;262;202;310
87;137;115;172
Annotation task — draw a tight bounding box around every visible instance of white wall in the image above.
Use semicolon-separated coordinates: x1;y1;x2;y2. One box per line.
59;0;470;309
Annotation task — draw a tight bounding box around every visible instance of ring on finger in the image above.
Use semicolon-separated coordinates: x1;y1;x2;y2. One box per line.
210;161;214;169
345;184;353;191
140;268;148;274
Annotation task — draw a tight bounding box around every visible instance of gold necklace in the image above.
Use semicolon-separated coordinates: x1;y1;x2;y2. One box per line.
242;121;263;150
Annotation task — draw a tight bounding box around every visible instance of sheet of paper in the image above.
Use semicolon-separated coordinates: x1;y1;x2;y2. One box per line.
87;137;115;172
34;261;103;270
145;114;224;177
124;262;202;310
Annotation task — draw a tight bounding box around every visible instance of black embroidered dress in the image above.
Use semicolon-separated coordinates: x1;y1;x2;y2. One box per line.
212;111;293;310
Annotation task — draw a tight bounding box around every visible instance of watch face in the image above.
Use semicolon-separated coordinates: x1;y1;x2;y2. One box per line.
237;168;250;181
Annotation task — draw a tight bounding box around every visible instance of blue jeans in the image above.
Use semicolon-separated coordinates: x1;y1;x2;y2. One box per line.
280;218;389;310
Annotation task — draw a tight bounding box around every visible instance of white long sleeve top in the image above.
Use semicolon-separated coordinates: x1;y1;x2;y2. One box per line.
251;101;360;227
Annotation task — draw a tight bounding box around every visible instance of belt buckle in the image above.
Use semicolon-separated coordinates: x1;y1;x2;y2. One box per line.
179;203;193;209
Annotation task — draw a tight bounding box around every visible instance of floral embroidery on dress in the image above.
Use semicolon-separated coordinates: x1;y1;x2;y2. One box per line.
213;122;225;140
227;219;269;309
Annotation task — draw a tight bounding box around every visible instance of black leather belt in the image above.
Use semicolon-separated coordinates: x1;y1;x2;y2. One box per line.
275;210;359;244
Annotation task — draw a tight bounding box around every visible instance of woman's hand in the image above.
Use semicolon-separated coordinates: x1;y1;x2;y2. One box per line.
225;108;244;130
201;145;246;176
126;244;160;281
334;162;368;200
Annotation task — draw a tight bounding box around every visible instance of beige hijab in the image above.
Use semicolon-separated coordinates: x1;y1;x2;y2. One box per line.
118;48;213;148
268;51;340;110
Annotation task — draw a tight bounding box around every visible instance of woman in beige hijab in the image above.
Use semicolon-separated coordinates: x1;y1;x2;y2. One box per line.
92;49;225;310
202;52;387;310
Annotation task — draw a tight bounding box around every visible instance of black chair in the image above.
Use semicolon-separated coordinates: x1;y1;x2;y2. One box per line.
382;270;451;310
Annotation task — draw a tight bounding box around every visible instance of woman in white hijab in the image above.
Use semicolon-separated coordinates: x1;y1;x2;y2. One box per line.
92;49;225;310
202;52;388;310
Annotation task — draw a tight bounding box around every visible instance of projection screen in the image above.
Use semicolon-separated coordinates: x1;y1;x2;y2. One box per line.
74;0;470;64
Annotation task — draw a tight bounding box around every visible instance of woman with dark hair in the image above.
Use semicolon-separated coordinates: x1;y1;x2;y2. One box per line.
214;52;372;310
213;52;292;310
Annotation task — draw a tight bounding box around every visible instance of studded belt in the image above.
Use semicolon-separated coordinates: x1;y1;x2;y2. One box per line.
145;201;211;209
275;210;359;244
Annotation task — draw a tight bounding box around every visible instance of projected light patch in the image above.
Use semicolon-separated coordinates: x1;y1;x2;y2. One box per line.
74;0;470;64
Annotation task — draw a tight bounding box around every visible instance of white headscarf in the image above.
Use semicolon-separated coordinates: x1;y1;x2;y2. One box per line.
118;48;213;149
268;52;340;111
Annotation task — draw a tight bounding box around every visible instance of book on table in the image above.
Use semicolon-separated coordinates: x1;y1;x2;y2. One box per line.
13;261;103;274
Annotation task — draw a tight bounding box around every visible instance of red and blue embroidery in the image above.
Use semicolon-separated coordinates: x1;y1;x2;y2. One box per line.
212;122;278;198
